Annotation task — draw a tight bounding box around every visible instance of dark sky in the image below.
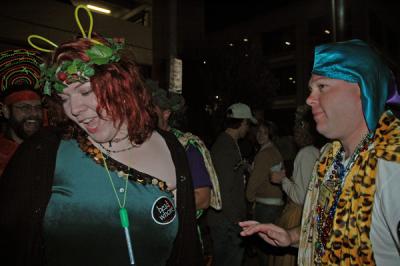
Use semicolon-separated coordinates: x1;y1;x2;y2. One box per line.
204;0;302;32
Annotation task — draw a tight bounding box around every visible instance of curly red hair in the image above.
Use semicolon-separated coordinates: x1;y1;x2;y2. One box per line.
51;35;156;144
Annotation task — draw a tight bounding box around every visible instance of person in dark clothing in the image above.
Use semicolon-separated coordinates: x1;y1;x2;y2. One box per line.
0;49;44;176
208;102;257;266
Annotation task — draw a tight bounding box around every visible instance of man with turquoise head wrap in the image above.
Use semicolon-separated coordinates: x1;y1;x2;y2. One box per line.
239;39;400;266
312;39;395;132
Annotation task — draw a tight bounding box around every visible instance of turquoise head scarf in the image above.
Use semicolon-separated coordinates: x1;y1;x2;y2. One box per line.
312;39;395;131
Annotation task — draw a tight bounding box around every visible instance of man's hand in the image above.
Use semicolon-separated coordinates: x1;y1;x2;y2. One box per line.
239;220;298;247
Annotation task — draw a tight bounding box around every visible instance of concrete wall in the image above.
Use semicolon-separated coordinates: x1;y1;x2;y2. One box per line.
0;0;152;65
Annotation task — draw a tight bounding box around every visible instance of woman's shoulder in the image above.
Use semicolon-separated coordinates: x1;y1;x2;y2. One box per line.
154;129;188;167
299;145;319;154
296;145;320;160
156;129;183;149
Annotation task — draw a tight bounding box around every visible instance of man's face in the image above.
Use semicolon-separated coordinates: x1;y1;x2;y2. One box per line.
154;106;171;131
306;74;366;141
9;99;43;139
238;119;250;139
293;120;310;146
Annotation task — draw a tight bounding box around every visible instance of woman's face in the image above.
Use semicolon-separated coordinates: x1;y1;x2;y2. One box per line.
256;125;269;145
58;81;121;143
294;120;312;147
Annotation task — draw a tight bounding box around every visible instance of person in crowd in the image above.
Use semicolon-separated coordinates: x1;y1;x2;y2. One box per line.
240;39;400;265
0;49;43;176
268;105;324;266
148;80;221;212
0;5;203;266
271;105;323;206
207;102;257;266
149;81;221;265
245;120;284;265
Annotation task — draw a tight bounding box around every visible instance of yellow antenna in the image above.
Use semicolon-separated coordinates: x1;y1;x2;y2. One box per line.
74;4;102;45
27;35;58;53
28;5;102;53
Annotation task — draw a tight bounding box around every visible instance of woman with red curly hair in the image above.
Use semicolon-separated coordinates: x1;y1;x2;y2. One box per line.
0;34;203;266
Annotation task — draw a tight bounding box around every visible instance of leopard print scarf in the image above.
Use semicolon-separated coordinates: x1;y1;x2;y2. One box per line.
299;111;400;265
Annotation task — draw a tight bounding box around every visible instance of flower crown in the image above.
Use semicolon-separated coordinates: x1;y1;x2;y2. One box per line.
28;5;124;95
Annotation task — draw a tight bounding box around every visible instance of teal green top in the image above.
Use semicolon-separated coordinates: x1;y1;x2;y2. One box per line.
43;139;179;266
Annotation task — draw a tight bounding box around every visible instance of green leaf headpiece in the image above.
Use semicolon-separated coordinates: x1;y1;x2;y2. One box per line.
40;40;123;95
27;4;124;95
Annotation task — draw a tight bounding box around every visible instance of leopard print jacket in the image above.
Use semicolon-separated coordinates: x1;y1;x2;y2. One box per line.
299;111;400;265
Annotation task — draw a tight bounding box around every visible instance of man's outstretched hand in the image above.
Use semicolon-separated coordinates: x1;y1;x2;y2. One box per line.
239;220;296;247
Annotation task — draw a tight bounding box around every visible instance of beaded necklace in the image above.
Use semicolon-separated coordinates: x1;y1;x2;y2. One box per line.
76;133;168;191
314;133;373;262
99;142;135;154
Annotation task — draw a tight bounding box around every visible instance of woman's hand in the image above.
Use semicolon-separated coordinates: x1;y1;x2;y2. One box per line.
239;221;294;247
270;170;286;184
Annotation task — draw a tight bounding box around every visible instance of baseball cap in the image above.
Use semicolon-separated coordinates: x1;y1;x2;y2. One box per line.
226;102;257;124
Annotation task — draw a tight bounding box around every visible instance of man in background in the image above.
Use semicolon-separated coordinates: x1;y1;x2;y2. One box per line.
149;80;222;265
0;49;43;176
208;102;257;266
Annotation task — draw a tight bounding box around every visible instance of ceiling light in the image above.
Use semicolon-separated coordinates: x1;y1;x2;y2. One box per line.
324;29;331;34
87;4;111;14
285;41;291;46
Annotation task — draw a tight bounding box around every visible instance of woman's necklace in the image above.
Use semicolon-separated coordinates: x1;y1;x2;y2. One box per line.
76;134;168;190
101;152;135;265
99;142;135;154
314;132;373;263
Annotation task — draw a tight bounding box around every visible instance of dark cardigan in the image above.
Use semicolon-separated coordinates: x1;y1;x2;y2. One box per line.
0;128;203;266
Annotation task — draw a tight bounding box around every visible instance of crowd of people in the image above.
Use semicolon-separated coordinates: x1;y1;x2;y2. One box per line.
0;4;399;266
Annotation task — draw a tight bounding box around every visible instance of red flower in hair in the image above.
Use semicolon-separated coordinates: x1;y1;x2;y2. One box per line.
57;72;67;81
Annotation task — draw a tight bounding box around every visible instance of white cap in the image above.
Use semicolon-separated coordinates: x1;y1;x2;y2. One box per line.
226;102;257;124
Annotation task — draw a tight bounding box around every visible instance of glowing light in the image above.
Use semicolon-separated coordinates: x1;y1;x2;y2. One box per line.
243;38;248;42
215;95;219;99
87;4;111;14
324;29;331;34
289;77;293;81
285;41;291;46
245;54;249;57
203;60;207;64
229;43;234;47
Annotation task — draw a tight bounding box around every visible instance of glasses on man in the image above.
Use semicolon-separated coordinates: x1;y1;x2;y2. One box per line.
13;104;43;113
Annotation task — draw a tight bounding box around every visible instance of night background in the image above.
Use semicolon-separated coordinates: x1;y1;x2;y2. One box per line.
1;0;399;146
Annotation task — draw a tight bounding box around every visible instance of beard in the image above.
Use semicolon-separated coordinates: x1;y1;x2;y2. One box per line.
8;115;43;140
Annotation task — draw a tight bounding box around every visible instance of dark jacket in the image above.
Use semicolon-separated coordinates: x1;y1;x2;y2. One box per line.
0;128;203;266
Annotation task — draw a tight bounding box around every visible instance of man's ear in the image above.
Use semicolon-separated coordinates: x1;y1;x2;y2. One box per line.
0;103;10;119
